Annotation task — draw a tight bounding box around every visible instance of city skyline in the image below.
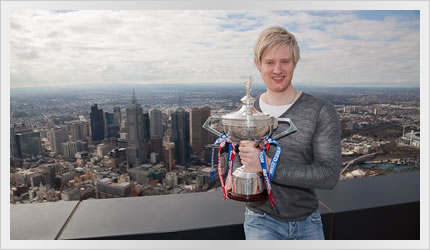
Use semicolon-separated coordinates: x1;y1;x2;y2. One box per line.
9;10;420;88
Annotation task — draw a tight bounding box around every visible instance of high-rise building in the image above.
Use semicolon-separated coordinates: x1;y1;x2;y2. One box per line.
62;141;78;160
105;112;120;138
10;127;17;157
15;131;43;159
190;106;211;157
170;108;190;165
142;112;150;142
149;136;163;161
90;104;105;142
68;120;90;142
163;142;175;172
126;90;148;168
150;108;163;138
76;140;89;152
49;126;68;155
113;106;122;126
11;123;33;158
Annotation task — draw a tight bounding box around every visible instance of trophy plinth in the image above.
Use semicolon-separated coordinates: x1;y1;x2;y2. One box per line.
202;76;297;202
227;166;268;202
227;190;268;202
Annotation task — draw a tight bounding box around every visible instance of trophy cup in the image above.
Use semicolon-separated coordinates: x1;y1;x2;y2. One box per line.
203;77;297;202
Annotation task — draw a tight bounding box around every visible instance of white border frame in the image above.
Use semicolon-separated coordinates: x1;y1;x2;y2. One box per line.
1;1;429;249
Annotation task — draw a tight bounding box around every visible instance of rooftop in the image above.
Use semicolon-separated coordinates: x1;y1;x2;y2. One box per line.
9;172;420;242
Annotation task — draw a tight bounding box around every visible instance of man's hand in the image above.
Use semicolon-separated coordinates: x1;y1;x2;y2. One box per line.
239;140;263;173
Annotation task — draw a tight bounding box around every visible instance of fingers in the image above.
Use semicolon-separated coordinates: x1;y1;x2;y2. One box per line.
239;140;258;148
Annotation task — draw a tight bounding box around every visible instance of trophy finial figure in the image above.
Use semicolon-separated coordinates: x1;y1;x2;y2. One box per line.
245;76;253;97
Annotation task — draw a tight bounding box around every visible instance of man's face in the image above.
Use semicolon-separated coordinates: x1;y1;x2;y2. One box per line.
259;44;296;93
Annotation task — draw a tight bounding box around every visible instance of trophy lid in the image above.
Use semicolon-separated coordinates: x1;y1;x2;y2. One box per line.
221;77;274;128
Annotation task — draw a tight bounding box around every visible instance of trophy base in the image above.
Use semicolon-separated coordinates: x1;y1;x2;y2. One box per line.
227;190;267;202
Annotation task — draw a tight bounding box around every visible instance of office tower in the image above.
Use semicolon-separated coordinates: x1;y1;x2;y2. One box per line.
170;108;190;165
149;136;163;161
49;126;68;155
113;106;122;125
11;123;33;158
105;112;120;138
190;106;211;157
150;108;163;138
10;127;17;157
69;120;90;142
15;131;43;159
69;121;81;141
80;121;90;140
163;142;175;172
126;90;148;168
76;140;89;152
90;104;105;142
142;112;150;142
62;141;78;160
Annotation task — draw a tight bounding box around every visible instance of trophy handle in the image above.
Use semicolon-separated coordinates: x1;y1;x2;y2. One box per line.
272;118;297;140
202;117;223;137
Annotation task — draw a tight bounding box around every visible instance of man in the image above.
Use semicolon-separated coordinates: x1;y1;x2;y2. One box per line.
236;26;341;240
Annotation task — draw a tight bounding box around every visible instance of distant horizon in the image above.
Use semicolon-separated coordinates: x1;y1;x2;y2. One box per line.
9;82;421;90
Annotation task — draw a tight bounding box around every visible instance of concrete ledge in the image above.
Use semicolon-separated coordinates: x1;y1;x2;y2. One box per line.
10;172;420;240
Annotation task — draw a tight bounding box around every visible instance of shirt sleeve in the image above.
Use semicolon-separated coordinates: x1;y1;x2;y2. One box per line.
272;101;342;189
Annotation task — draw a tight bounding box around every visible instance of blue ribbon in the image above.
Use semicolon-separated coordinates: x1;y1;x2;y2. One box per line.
258;136;281;214
225;142;234;177
210;135;229;180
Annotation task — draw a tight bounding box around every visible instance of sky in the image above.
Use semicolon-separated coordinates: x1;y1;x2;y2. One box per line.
9;10;420;88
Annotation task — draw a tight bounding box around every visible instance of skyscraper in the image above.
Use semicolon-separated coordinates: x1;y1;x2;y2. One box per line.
62;141;78;160
49;126;68;155
190;106;211;157
170;108;190;165
113;106;122;126
142;112;150;142
69;120;90;142
15;131;43;159
126;90;148;168
90;104;105;142
163;142;175;172
149;136;163;161
105;112;120;138
150;108;163;138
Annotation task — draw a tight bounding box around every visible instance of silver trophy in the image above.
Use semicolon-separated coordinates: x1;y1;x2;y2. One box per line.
203;77;297;202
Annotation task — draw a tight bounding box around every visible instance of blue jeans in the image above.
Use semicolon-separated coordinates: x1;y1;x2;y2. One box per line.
243;207;325;240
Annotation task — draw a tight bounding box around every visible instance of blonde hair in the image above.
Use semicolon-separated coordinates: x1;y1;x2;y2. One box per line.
253;26;300;68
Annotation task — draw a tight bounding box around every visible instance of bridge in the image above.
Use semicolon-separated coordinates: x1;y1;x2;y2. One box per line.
341;152;380;175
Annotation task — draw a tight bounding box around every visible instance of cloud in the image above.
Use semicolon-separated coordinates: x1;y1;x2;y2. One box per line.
10;10;420;88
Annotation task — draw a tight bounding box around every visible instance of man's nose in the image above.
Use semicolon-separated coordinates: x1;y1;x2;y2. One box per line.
273;62;281;73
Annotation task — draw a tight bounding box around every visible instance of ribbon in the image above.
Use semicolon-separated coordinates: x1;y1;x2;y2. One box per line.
259;136;281;214
210;135;228;180
210;135;236;199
